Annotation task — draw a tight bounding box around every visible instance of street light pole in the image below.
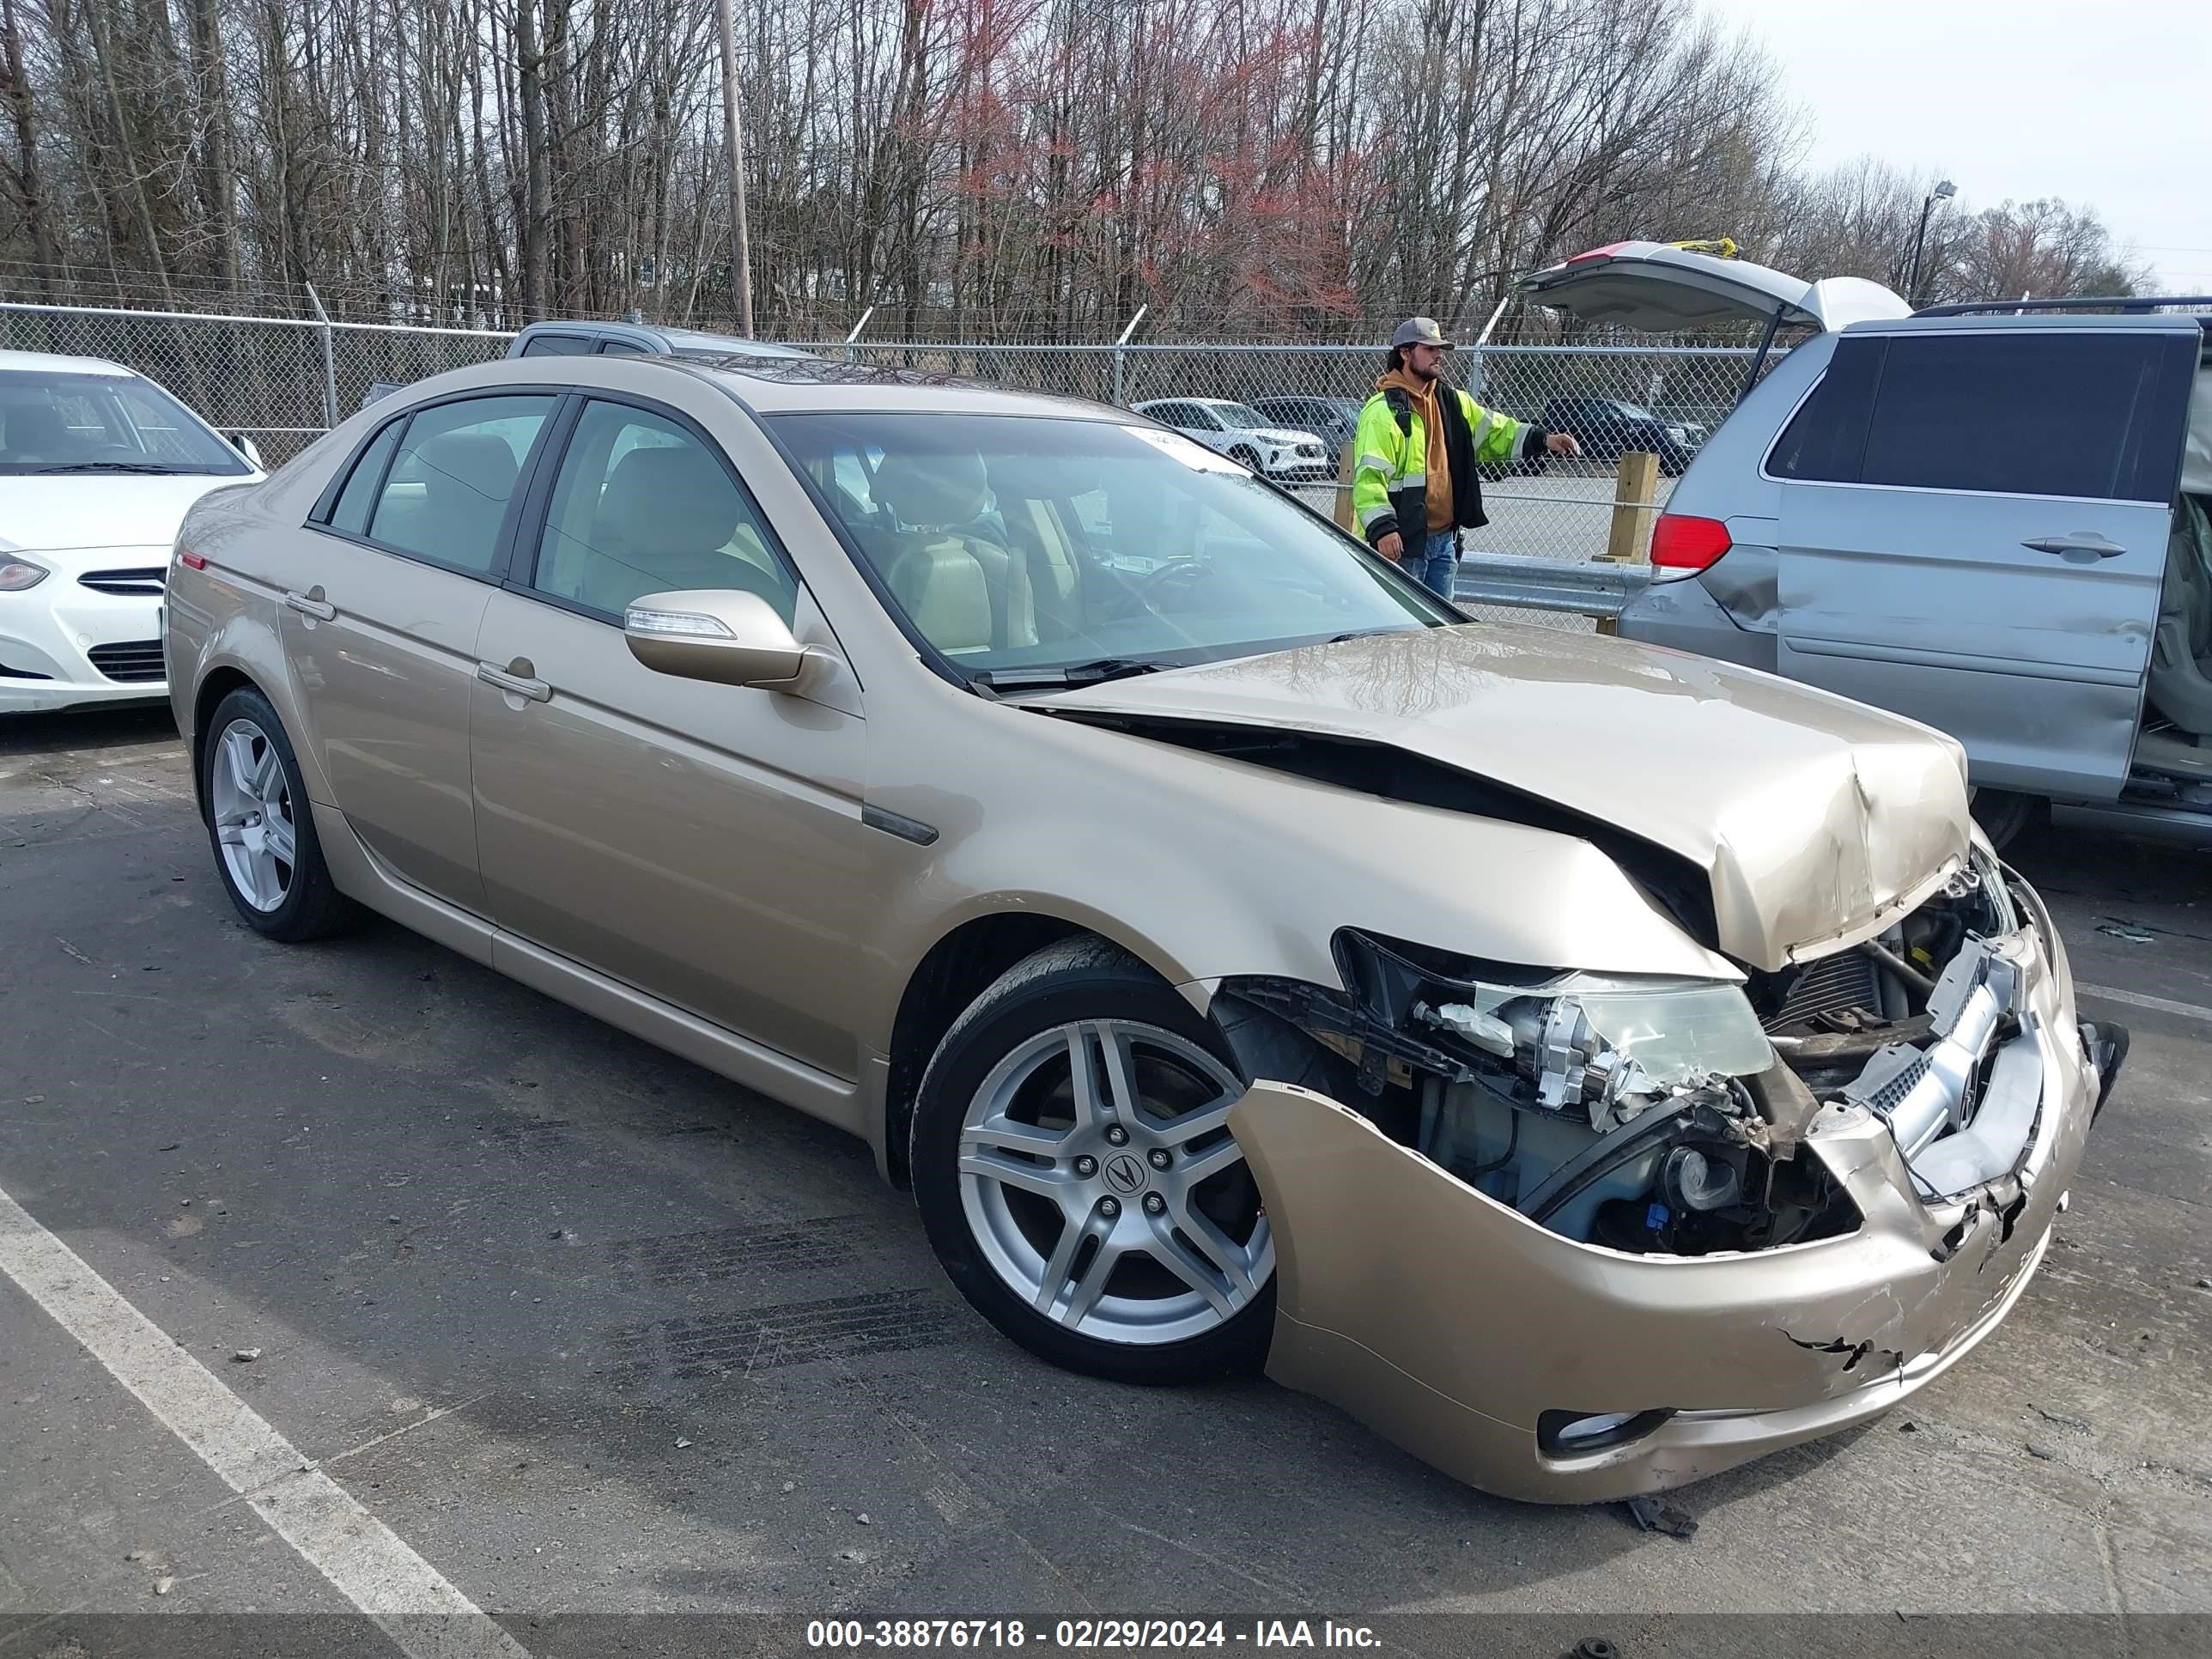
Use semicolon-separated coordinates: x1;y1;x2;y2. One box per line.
715;0;754;337
1906;179;1957;308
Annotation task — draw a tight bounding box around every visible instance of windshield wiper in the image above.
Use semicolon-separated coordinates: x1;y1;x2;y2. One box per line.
969;658;1172;692
32;460;187;475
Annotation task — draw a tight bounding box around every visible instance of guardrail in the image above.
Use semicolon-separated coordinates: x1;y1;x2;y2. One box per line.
1450;552;1655;618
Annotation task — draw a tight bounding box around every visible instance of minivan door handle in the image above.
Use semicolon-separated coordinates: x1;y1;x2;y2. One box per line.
476;660;551;702
2021;533;2126;561
283;589;337;621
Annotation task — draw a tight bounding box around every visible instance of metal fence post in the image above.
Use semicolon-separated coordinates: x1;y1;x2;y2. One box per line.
843;306;874;365
304;283;338;428
1111;306;1147;407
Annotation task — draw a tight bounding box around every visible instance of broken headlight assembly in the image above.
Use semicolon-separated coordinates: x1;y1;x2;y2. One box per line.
1230;934;1848;1257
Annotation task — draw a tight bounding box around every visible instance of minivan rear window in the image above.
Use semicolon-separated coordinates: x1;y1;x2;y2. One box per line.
1771;331;2179;501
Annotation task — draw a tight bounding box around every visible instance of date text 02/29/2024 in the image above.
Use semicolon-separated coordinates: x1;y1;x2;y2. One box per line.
805;1620;1382;1650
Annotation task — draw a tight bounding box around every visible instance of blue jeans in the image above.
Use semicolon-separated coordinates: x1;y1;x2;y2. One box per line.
1403;529;1457;599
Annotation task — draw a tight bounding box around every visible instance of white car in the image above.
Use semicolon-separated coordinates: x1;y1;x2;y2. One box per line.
0;351;260;713
1130;398;1331;482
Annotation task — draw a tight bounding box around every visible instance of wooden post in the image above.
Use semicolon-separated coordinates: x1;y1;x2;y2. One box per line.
1333;440;1358;534
1598;448;1660;635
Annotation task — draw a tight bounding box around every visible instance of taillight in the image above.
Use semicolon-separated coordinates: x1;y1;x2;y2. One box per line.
1649;513;1731;574
179;550;207;570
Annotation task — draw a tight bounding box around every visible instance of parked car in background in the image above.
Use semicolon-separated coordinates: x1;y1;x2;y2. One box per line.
1521;240;2212;850
1247;395;1363;454
164;349;2120;1504
507;319;817;362
1130;398;1331;481
1540;395;1699;476
0;350;260;713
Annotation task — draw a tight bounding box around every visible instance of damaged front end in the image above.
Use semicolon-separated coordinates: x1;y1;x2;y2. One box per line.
1219;849;2123;1502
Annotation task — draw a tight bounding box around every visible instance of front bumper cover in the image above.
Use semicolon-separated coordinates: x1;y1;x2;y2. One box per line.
1228;898;2107;1504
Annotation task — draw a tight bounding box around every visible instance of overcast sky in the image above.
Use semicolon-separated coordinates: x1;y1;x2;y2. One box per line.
1698;0;2212;293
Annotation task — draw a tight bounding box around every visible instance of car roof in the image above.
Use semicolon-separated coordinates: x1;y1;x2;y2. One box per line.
0;349;136;377
422;352;1128;422
1844;309;2212;337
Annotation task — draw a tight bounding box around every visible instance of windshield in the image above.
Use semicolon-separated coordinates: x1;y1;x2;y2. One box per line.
0;369;249;476
1209;403;1270;428
774;411;1450;679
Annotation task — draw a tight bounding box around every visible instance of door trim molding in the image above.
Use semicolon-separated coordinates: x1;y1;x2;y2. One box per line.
1779;634;2144;687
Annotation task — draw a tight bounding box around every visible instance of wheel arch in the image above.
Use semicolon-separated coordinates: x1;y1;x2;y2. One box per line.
189;665;261;815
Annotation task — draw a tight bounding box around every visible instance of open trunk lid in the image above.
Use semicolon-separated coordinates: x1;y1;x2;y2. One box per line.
1518;241;1911;334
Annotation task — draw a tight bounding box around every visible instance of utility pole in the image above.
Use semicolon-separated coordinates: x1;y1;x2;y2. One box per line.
714;0;754;337
1906;179;1956;309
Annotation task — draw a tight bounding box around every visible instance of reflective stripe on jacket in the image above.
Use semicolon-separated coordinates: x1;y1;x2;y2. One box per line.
1351;386;1536;547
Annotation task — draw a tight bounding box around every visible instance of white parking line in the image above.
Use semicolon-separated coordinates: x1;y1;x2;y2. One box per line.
2075;982;2212;1025
0;1182;531;1659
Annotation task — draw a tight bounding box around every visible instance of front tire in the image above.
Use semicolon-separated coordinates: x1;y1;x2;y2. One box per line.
912;939;1277;1384
200;685;359;941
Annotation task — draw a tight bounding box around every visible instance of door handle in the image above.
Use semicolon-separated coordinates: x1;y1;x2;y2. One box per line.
283;590;337;621
2021;533;2125;560
476;661;551;702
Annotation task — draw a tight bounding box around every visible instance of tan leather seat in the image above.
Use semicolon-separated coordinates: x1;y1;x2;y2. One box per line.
871;453;1036;652
582;444;790;617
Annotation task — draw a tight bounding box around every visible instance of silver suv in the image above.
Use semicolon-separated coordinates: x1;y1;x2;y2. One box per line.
1522;242;2212;848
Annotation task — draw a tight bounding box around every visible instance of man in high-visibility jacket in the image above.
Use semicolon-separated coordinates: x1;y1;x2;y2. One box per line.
1352;316;1582;597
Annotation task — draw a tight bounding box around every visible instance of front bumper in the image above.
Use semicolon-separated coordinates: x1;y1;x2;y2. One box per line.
1229;886;2109;1504
1;581;167;713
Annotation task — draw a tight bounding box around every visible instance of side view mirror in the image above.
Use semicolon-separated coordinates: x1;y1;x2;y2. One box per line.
623;588;836;694
228;432;264;469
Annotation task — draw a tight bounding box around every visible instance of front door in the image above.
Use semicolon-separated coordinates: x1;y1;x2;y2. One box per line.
468;393;882;1079
1773;325;2197;800
281;392;559;913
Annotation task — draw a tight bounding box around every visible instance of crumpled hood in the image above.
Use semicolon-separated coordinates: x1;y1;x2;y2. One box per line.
1031;627;1972;971
0;472;252;554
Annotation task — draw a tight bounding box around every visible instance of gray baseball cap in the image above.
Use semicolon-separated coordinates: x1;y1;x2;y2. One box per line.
1389;316;1455;349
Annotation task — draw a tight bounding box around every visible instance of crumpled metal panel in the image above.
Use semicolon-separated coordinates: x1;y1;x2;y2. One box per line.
1049;627;1972;970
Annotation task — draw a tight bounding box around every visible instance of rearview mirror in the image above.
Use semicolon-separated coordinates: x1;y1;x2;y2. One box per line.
623;588;834;693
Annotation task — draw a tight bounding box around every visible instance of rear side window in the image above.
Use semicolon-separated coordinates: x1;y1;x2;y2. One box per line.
1772;331;2180;501
328;419;402;534
1766;338;1883;483
1860;333;2172;500
519;333;592;357
365;395;556;574
597;339;650;356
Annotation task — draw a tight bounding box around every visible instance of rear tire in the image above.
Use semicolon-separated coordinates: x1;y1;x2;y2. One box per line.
911;939;1279;1385
200;685;360;942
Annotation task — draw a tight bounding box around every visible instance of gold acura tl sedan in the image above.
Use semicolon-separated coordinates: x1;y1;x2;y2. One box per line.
163;354;2126;1503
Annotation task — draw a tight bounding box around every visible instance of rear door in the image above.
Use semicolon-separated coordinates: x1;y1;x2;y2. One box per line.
1771;322;2199;799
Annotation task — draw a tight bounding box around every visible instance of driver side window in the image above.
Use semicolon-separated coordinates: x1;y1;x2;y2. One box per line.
528;399;799;622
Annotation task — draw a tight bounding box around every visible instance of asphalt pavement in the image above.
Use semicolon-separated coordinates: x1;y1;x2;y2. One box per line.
3;704;2209;1659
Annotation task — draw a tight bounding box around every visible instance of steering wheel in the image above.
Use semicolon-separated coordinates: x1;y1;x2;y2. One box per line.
1133;558;1208;605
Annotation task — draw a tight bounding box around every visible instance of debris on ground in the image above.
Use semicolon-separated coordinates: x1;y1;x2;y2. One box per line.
2095;922;2155;944
856;1513;872;1526
153;1577;176;1596
2034;1406;2092;1432
781;1480;796;1493
1567;1641;1620;1659
2195;1277;2211;1291
674;1437;692;1449
2027;1440;2059;1462
1623;1493;1698;1538
231;1347;261;1364
836;1549;867;1565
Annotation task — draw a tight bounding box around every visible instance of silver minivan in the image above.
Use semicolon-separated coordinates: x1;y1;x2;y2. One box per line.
1521;243;2212;848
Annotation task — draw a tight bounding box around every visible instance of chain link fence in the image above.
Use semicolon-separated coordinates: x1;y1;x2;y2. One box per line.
0;301;1763;626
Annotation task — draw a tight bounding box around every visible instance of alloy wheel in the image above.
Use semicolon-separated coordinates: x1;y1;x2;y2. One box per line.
958;1019;1270;1346
210;717;297;913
